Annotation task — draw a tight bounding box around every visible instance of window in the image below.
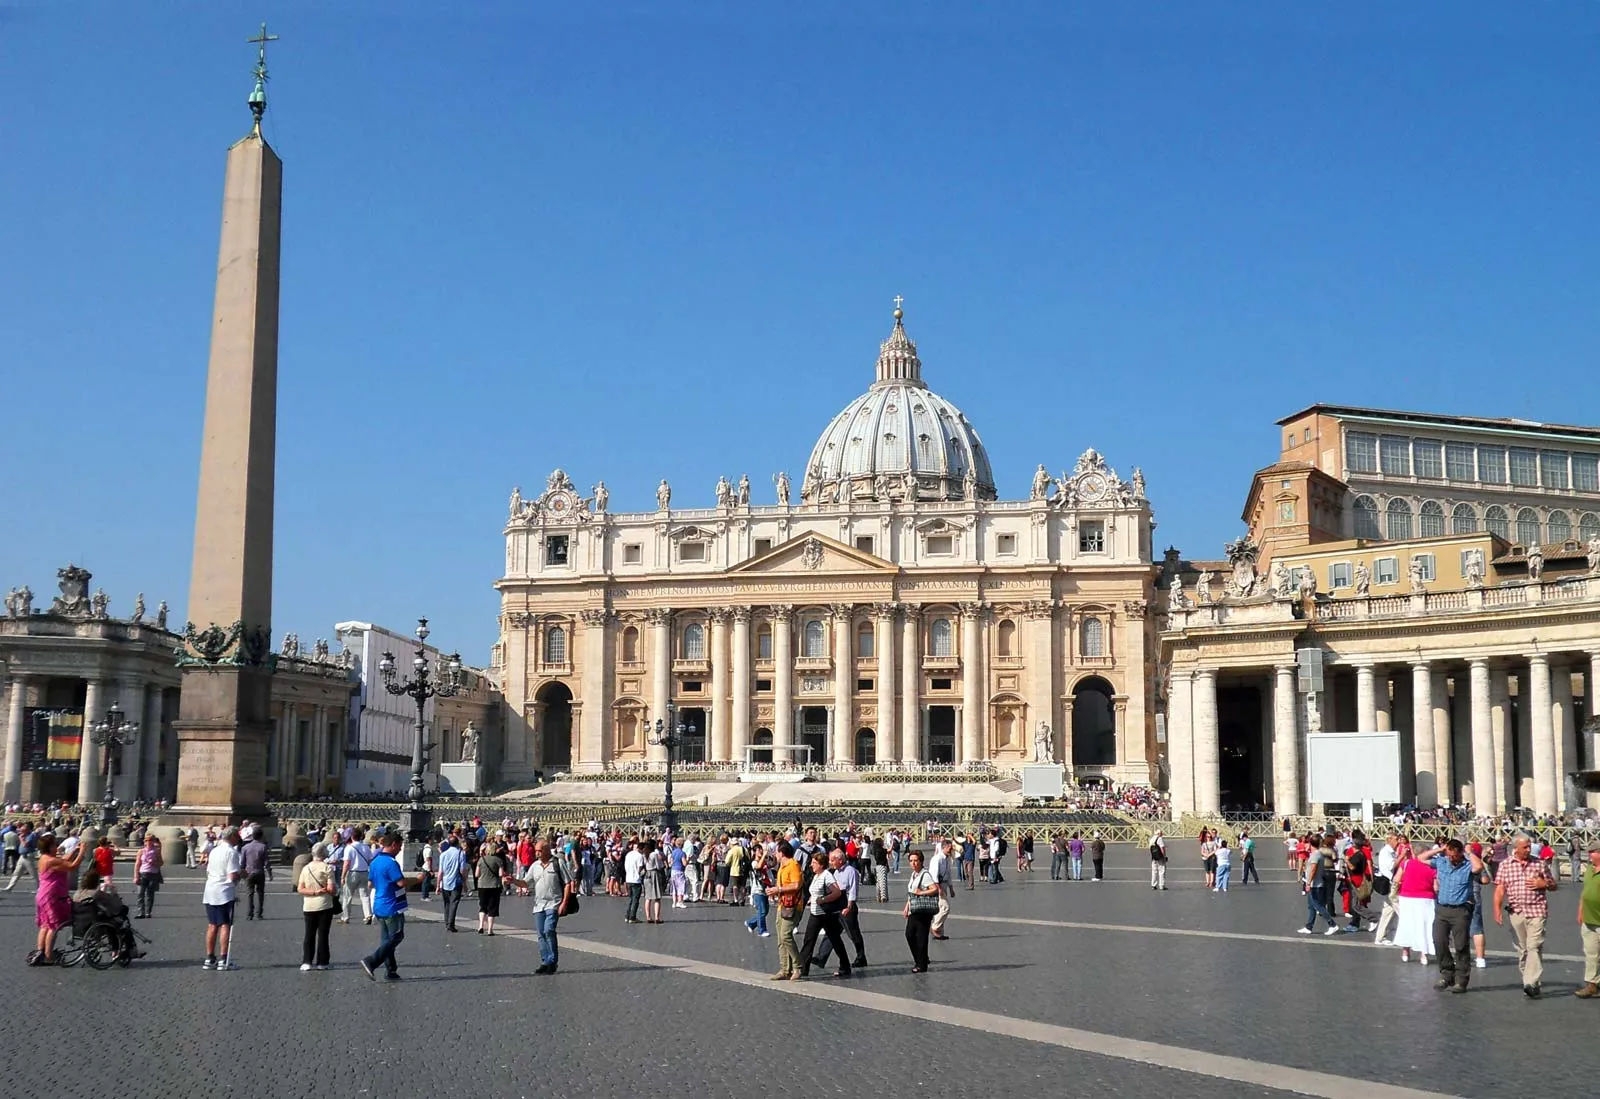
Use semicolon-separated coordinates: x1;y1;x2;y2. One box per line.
622;543;642;565
621;626;639;663
1451;503;1478;535
1509;447;1538;487
1374;557;1399;586
1353;496;1381;539
1478;446;1507;484
1412;553;1436;581
544;625;567;664
681;681;702;693
1304;428;1312;443
1078;520;1105;553
1418;500;1445;539
1286;433;1295;449
1080;617;1105;657
1329;562;1353;589
926;534;954;556
1574;455;1599;492
802;619;826;658
856;621;874;658
1380;435;1411;476
1485;505;1510;539
1516;508;1541;548
1582;513;1600;542
756;625;773;661
1445;443;1475;481
679;541;706;563
996;619;1016;657
1549;510;1573;543
1541;451;1569;490
930;617;954;657
930;677;953;691
683;623;705;660
753;538;773;555
996;533;1018;556
1413;441;1442;479
1346;432;1378;473
856;679;873;693
855;535;875;555
545;535;569;566
755;678;772;692
1385;498;1413;540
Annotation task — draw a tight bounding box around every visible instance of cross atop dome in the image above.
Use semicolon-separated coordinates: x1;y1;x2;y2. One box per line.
875;297;922;387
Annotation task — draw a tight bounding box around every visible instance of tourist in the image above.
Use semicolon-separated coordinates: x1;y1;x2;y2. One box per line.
341;826;374;926
419;833;436;901
1090;832;1106;882
623;838;646;923
1018;830;1034;873
1149;829;1168;890
725;832;746;905
72;868;140;960
475;838;509;935
903;849;940;973
90;836;116;886
1392;841;1435;964
1298;834;1346;938
202;827;242;971
1213;838;1232;892
1239;830;1259;885
1468;841;1493;970
810;848;867;968
642;839;666;924
1342;834;1371;932
359;831;410;981
1417;838;1483;992
1068;832;1084;881
133;832;162;918
767;841;803;980
29;834;82;966
4;822;38;890
1049;832;1065;880
1371;832;1401;945
438;835;465;932
240;827;272;921
1493;833;1557;998
682;833;701;902
796;851;851;979
526;839;574;975
295;842;336;971
870;834;889;902
669;837;688;909
930;837;955;940
1199;828;1218;889
960;832;977;890
185;825;199;869
745;842;773;936
1576;838;1600;999
1;820;18;875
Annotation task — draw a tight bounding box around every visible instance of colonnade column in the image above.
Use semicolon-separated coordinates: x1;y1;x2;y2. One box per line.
959;604;985;765
117;680;147;808
1431;669;1453;805
1375;671;1392;730
1356;663;1377;732
831;605;854;767
772;607;795;751
1590;653;1600;809
731;608;752;767
1528;653;1557;814
1024;601;1055;760
710;608;732;763
1166;670;1194;816
579;608;611;771
1468;659;1494;815
139;686;163;801
3;675;29;805
78;678;106;806
1273;664;1301;816
900;607;921;763
1193;669;1220;815
1410;662;1438;809
873;604;896;764
1490;666;1513;810
1551;662;1574;810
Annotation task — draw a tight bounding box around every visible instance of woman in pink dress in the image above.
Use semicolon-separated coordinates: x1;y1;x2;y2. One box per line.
1392;840;1436;966
32;835;85;966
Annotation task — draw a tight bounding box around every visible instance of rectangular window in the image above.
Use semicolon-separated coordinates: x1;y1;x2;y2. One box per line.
996;533;1018;556
755;678;772;692
1445;443;1475;481
1412;441;1442;479
1374;557;1399;586
545;535;569;566
1573;454;1600;492
1478;446;1507;484
1540;450;1569;489
753;538;773;555
622;543;642;565
1509;447;1538;486
1379;435;1411;476
681;681;702;693
926;534;954;556
678;541;706;562
930;678;953;691
1329;562;1352;589
854;535;875;555
857;678;873;693
1412;553;1436;581
1346;432;1378;474
1078;521;1105;554
757;632;773;660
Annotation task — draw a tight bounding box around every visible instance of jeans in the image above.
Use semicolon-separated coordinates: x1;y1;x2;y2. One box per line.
364;912;405;975
302;908;333;967
1304;885;1339;930
962;859;974;889
988;860;1001;884
246;871;267;918
1433;903;1473;988
1215;864;1231;891
1241;854;1259;884
905;909;934;969
534;908;560;967
890;850;900;874
137;871;160;916
441;887;461;930
1050;852;1064;879
2;850;15;874
1069;856;1082;881
420;871;433;900
746;891;770;934
625;882;643;922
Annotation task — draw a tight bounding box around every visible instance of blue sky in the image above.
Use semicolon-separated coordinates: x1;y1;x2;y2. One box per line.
3;3;1596;661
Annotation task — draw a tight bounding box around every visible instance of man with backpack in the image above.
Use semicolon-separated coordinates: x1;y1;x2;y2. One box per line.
1149;829;1169;889
989;830;1006;884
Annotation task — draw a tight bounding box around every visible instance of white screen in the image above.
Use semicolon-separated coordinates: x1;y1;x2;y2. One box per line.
1304;732;1402;803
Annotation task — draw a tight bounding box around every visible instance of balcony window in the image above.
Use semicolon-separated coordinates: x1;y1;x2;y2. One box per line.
1346;432;1378;474
1478;447;1507;484
802;619;826;659
1445;443;1475;481
1380;436;1411;476
929;617;954;657
544;626;567;664
682;623;705;660
1413;441;1442;479
1080;618;1105;658
1509;448;1538;487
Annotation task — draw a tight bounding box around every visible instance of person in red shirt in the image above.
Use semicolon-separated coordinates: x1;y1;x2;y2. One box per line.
92;837;116;885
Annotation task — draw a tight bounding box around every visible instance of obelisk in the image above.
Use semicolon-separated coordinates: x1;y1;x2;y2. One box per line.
171;25;283;821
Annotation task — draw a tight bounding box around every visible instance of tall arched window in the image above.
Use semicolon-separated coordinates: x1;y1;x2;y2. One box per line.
544;625;567;664
1485;505;1510;539
1385;498;1413;540
856;621;874;658
1071;677;1117;766
1516;508;1541;548
1548;510;1572;543
1353;495;1380;539
682;622;705;660
756;624;773;661
996;619;1016;657
1581;513;1600;542
1080;617;1105;658
1418;500;1444;539
621;626;639;664
802;619;826;658
1451;503;1478;535
929;617;954;657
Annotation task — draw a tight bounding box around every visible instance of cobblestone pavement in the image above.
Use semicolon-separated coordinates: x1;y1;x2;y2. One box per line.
0;846;1592;1099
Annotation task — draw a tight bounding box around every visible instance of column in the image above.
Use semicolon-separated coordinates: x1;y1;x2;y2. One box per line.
1273;664;1301;816
1590;654;1600;809
1469;659;1495;816
1431;669;1453;805
648;609;671;764
1375;671;1392;730
1024;601;1055;762
900;607;920;763
831;605;853;767
874;604;896;764
78;679;106;806
1450;671;1471;806
115;680;148;808
1551;662;1574;810
579;609;610;771
1410;662;1437;809
1166;670;1194;816
959;604;984;765
1193;669;1220;815
3;675;29;805
313;704;329;794
140;687;163;801
772;607;795;750
710;608;732;763
1490;666;1513;811
1528;654;1557;814
1355;663;1377;732
280;702;296;790
731;608;752;767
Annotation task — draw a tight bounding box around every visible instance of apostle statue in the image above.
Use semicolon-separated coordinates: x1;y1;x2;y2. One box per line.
715;475;733;508
1526;542;1544;581
1131;467;1147;500
1196;570;1214;604
1033;721;1053;763
1298;566;1318;600
774;471;791;507
155;600;169;630
1168;573;1188;610
1408;556;1426;593
509;485;523;518
737;473;751;507
461;721;479;762
592;482;609;513
1588;534;1600;574
656;479;672;510
962;464;978;500
1030;464;1051;501
132;593;146;623
1353;561;1371;596
90;589;109;619
1272;560;1292;597
1463;548;1486;588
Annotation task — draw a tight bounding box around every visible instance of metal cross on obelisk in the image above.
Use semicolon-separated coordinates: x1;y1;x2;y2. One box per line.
247;22;280;128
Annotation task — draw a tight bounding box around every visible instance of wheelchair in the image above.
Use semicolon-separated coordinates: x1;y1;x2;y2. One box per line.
28;898;149;970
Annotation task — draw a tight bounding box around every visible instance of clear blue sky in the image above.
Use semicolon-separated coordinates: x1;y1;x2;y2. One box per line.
3;3;1596;661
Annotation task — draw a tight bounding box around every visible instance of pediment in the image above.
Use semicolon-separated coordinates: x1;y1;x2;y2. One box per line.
729;533;895;575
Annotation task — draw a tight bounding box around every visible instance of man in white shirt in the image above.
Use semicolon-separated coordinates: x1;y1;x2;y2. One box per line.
987;832;1003;884
341;828;375;925
202;827;243;971
810;849;867;968
1371;832;1401;945
929;839;954;940
623;840;646;924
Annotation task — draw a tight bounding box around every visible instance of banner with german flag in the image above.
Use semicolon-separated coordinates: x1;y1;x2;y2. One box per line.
24;709;83;772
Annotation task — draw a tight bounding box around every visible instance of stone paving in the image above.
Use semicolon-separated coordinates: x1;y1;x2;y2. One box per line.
0;845;1593;1099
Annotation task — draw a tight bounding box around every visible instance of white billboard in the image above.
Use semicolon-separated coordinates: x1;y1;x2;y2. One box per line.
1305;732;1402;804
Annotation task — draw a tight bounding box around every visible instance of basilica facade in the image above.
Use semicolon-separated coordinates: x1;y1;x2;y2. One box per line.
493;308;1159;785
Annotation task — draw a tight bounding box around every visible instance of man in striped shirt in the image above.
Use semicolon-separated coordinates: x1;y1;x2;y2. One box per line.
1494;833;1557;998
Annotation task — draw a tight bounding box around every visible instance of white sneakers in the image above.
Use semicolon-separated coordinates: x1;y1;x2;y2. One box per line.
300;963;312;972
1324;926;1339;936
1296;927;1313;935
1474;957;1487;969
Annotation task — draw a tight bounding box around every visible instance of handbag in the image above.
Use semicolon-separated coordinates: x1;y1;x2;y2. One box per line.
907;872;940;913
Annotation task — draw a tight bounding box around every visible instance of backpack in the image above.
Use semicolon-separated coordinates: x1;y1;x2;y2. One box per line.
1150;839;1166;862
996;836;1008;857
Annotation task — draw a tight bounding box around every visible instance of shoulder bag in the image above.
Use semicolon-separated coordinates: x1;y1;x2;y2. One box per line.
907;872;940;914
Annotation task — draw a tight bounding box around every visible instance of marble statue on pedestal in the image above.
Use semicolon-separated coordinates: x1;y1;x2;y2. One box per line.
156;600;169;630
1196;570;1213;604
737;473;750;507
1587;534;1600;574
1033;721;1054;763
1526;542;1544;581
1031;464;1050;501
132;593;146;623
1353;562;1371;596
774;471;791;507
592;482;608;513
461;721;479;762
656;480;672;510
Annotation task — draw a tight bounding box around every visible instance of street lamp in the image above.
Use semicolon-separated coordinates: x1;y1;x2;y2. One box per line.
378;617;462;842
646;703;696;835
88;700;139;828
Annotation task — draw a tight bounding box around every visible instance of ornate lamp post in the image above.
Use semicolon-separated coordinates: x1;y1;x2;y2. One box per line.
88;700;139;828
647;703;696;834
378;618;462;842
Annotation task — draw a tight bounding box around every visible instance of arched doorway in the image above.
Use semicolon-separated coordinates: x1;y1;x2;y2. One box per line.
854;728;876;767
537;681;574;770
752;728;773;766
1071;677;1116;767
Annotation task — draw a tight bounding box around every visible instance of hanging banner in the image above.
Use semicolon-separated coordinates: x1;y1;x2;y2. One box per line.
23;709;83;772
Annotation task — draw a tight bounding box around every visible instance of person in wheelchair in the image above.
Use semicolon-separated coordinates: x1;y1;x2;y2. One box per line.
71;869;143;960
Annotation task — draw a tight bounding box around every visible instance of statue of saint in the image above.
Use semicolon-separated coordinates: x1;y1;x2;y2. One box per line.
509;485;523;518
1131;467;1146;500
1168;574;1187;609
1196;570;1213;604
1030;464;1050;501
737;473;750;507
132;593;146;623
1526;542;1544;581
1587;534;1600;574
1273;560;1292;597
155;600;168;630
773;471;791;507
1409;556;1427;593
592;481;608;513
1353;561;1371;596
715;475;733;507
656;479;672;510
1033;721;1053;763
90;589;109;619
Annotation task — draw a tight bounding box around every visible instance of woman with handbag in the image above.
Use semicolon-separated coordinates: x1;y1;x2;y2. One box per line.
296;843;337;971
903;849;941;973
642;839;666;924
768;842;804;980
796;851;852;980
134;833;163;919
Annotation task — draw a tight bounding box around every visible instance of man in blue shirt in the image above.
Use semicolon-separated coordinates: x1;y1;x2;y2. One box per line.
437;835;465;932
1424;839;1485;993
360;832;411;981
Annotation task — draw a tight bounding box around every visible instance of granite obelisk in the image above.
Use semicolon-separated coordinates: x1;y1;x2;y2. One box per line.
171;26;283;820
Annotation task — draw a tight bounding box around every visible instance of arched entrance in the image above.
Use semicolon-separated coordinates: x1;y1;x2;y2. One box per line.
537;681;574;770
752;728;773;766
854;728;876;766
1071;677;1116;767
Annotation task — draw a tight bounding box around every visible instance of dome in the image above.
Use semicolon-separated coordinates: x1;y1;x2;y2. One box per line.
801;308;996;505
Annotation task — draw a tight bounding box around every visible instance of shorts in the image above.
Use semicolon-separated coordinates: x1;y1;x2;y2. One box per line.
205;901;236;927
1469;901;1485;937
478;888;501;917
